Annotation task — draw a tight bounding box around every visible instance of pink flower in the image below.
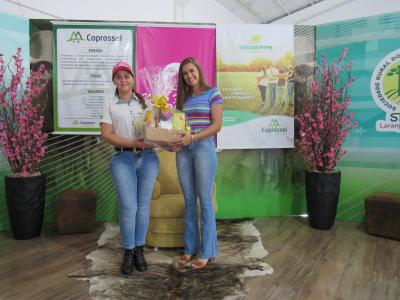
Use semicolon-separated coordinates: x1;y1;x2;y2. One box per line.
337;48;348;65
295;48;357;172
0;48;48;176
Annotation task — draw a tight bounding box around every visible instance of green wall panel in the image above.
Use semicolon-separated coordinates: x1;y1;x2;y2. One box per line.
316;11;400;222
0;12;29;231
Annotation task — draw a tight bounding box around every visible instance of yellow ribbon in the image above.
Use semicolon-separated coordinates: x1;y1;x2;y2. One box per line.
151;95;171;112
144;110;154;123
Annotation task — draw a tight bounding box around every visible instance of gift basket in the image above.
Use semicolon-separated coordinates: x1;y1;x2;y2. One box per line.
138;65;190;147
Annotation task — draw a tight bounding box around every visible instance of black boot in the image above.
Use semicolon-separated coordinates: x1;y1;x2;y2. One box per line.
134;246;147;272
121;249;134;275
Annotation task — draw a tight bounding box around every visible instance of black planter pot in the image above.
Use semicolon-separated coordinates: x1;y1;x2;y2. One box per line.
5;174;46;240
305;171;341;230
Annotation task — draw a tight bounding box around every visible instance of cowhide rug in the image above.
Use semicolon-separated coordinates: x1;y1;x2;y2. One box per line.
69;219;273;299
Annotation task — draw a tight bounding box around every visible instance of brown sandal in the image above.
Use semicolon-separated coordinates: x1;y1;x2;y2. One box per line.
178;255;192;268
191;258;209;269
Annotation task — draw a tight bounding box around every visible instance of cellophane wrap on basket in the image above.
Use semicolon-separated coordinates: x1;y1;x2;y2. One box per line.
139;66;177;124
138;66;189;146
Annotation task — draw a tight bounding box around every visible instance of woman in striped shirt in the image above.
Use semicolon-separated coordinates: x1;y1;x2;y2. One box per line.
173;57;223;269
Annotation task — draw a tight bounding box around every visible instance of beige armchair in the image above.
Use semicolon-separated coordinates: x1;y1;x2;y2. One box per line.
146;150;216;249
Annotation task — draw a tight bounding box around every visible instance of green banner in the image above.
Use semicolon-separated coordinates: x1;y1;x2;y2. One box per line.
316;11;400;221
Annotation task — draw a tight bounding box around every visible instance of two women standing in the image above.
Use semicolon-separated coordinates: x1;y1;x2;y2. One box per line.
101;58;222;274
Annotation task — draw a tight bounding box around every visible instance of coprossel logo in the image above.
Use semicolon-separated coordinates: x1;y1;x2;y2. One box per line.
268;119;279;128
67;31;85;43
262;119;287;133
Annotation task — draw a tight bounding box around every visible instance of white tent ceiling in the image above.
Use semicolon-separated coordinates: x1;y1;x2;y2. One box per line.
214;0;358;23
1;0;399;24
215;0;323;23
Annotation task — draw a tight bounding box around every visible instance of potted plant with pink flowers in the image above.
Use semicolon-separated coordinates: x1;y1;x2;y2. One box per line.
295;48;358;230
0;48;49;239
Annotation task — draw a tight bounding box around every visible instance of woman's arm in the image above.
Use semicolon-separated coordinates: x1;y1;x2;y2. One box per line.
100;123;149;148
257;75;266;80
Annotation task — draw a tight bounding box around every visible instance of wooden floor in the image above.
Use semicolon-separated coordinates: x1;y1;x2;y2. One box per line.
0;225;100;300
0;217;399;300
247;217;400;300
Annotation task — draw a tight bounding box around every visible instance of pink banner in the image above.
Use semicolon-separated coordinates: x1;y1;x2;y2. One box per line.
135;26;215;107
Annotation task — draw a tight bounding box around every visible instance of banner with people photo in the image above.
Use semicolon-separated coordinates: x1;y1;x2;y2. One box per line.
135;25;216;110
216;24;294;149
53;23;135;134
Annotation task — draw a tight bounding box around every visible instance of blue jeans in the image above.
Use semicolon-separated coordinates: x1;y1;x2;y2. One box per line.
287;81;294;102
269;82;277;106
176;136;218;259
258;85;267;104
277;85;286;105
110;150;159;249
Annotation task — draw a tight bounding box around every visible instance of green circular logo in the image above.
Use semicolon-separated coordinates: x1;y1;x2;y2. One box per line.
383;61;400;105
370;49;400;112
